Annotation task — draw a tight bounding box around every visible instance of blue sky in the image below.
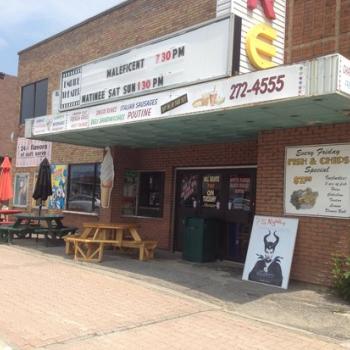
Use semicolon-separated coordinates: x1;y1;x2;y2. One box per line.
0;0;125;76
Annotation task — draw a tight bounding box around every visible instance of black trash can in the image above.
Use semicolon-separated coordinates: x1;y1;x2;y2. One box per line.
182;217;220;262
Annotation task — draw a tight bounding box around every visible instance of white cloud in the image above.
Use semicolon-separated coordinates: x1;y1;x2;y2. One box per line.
0;0;125;32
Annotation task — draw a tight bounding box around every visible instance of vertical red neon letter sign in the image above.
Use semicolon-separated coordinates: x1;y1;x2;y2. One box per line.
247;0;276;20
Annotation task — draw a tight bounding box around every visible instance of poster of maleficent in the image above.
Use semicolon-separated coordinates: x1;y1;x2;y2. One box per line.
242;215;299;289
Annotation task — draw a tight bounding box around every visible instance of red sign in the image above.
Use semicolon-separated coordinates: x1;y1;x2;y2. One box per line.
247;0;276;20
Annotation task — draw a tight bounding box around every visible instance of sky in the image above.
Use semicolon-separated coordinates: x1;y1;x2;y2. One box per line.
0;0;126;76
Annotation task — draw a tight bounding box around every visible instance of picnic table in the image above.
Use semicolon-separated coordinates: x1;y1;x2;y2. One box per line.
0;213;77;245
64;222;158;262
0;209;22;224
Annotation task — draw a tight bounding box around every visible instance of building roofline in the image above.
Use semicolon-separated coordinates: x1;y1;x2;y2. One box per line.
0;72;17;79
18;0;133;55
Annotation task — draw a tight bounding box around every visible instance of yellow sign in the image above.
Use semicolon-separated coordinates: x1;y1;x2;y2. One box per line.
246;23;277;70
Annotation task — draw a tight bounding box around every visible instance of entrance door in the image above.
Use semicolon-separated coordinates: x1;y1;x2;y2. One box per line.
223;169;256;262
174;168;256;262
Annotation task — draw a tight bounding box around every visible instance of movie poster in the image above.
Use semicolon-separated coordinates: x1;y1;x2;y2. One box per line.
180;174;199;207
242;215;299;289
48;165;67;210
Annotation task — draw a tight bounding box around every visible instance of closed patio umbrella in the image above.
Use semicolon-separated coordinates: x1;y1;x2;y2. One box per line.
33;158;52;215
0;156;13;203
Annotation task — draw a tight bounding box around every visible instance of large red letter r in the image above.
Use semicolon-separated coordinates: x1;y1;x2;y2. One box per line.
247;0;276;20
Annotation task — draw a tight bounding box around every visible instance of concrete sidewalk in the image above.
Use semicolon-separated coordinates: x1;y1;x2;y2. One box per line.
1;241;350;349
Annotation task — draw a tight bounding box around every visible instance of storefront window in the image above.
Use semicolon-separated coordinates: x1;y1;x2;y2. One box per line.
121;171;139;216
67;163;100;213
122;171;164;218
229;175;251;211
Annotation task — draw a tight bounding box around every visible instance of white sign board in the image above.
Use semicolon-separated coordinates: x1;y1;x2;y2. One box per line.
33;63;306;135
338;55;350;96
60;17;233;111
242;215;299;289
285;144;350;218
16;137;52;167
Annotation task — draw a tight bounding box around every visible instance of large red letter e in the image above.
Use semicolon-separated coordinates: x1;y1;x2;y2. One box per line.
247;0;276;20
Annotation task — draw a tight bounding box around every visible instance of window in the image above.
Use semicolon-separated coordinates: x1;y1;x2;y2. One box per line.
67;163;100;213
20;79;48;123
122;171;164;218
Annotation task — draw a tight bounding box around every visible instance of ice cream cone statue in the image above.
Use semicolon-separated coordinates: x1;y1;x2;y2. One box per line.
100;147;115;208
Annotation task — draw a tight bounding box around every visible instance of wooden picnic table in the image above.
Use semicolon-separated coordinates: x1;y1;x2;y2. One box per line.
64;222;157;262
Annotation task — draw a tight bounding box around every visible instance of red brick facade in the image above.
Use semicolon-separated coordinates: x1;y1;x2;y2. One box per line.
286;0;350;63
0;74;17;159
13;0;350;286
257;124;350;285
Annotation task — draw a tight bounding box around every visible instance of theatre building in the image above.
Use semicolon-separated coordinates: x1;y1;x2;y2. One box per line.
14;0;350;286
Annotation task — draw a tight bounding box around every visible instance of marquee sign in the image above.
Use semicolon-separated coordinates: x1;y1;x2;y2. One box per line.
33;62;306;135
59;17;233;111
338;55;350;96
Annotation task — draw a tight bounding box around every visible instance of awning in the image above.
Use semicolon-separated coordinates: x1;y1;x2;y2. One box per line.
25;54;350;148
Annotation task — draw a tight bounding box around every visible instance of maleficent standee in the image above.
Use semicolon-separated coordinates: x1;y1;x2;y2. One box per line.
248;231;283;286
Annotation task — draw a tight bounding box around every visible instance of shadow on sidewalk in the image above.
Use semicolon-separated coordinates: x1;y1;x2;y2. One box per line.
6;238;350;344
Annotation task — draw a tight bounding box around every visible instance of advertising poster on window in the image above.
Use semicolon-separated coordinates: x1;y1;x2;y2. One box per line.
285;144;350;218
16;137;52;167
13;173;29;207
242;215;299;289
122;171;139;215
229;176;251;211
180;174;199;207
202;175;220;208
48;165;67;210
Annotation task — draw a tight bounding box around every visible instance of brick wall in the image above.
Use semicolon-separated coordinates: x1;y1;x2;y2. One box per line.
257;123;350;286
100;140;257;250
0;74;17;159
286;0;350;63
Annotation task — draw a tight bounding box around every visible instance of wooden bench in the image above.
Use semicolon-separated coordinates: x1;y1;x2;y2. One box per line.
64;225;98;255
120;240;158;261
64;223;158;262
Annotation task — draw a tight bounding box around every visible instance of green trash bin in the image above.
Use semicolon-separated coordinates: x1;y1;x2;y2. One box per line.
183;217;220;262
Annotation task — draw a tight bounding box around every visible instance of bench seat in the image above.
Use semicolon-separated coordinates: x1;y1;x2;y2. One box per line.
70;237;157;262
63;234;82;255
73;238;120;262
0;225;33;242
120;240;158;261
